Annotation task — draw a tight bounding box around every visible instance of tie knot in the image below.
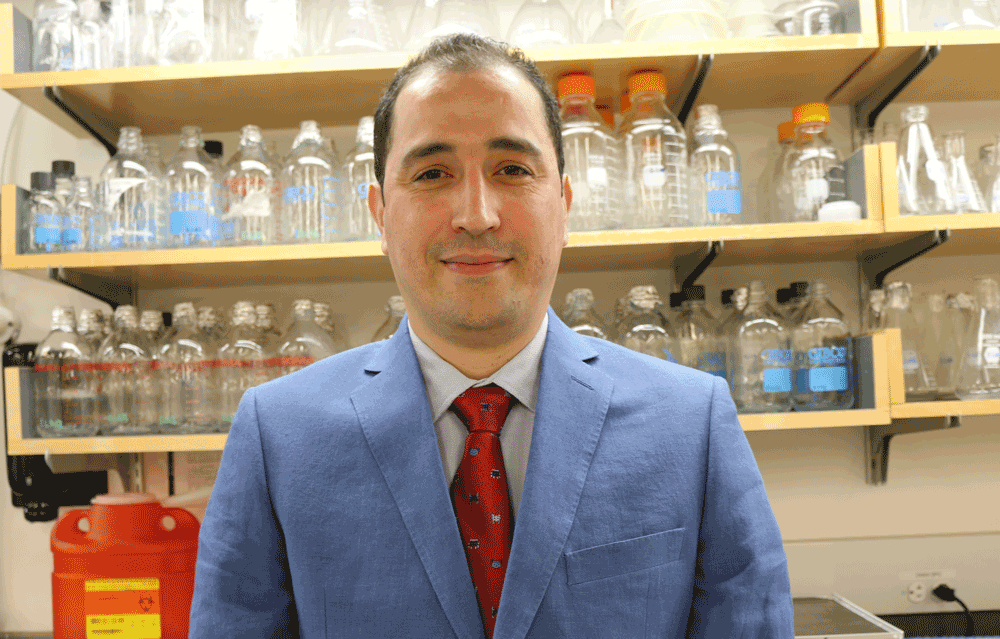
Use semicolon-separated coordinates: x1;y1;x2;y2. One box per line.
451;385;513;435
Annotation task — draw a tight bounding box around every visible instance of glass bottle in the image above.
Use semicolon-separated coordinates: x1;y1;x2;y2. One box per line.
561;288;609;339
908;0;998;30
759;121;795;224
372;295;406;342
927;293;958;398
618;71;688;228
51;160;75;211
139;310;165;349
719;285;749;390
956;277;1000;400
159;302;216;434
676;286;726;379
240;0;300;60
558;73;623;232
197;305;226;350
32;0;76;71
324;0;399;54
732;280;792;413
405;0;499;51
344;116;380;241
77;309;106;355
974;141;999;207
28;172;61;254
618;285;678;363
34;306;98;437
790;280;854;411
793;0;844;34
165;125;222;247
136;309;164;432
217;301;270;430
689;104;742;226
62;176;93;252
222;125;280;246
943;130;986;214
507;0;579;47
255;302;283;381
897;105;954;216
776;102;846;222
879;282;937;401
282;121;344;244
98;127;163;250
312;302;349;353
156;0;210;65
277;299;337;375
98;305;155;435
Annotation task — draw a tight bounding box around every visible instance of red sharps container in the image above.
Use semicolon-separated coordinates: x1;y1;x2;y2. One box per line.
51;492;200;638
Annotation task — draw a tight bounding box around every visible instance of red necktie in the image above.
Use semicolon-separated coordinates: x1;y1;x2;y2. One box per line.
450;384;514;639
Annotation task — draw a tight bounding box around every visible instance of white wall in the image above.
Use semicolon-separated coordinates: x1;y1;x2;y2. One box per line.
1;52;998;633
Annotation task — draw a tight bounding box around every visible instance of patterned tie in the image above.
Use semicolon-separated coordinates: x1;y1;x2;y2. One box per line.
450;384;514;639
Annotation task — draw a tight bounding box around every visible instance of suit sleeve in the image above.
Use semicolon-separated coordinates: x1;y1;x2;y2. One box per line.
189;386;299;638
685;376;795;639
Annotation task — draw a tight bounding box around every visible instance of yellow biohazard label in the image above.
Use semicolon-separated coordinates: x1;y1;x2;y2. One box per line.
85;614;161;639
84;578;161;639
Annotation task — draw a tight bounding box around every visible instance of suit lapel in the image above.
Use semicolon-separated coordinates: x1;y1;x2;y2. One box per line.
351;320;484;639
494;308;614;639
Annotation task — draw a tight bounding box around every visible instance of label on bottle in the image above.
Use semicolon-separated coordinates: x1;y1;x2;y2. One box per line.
804;178;830;204
697;351;726;379
284;185;316;204
356;182;371;200
984;335;1000;368
763;367;792;393
808;366;849;392
62;213;84;246
170;191;209;237
902;349;920;372
587;167;608;186
641;165;666;187
32;214;62;246
706;188;741;217
84;577;161;639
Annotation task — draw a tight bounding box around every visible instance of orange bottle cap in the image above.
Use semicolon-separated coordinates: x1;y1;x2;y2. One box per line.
620;87;632;114
628;71;666;99
558;73;596;98
778;121;796;142
595;105;613;127
792;103;830;125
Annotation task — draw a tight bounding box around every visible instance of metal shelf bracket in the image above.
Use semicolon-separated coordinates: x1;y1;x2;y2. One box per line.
43;86;118;157
865;414;961;485
44;451;143;492
850;43;941;145
48;266;135;309
859;228;949;290
674;240;723;290
673;53;714;126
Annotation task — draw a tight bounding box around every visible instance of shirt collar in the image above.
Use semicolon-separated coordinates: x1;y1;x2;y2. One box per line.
409;313;549;422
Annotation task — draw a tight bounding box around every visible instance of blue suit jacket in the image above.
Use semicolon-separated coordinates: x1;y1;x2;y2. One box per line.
190;307;793;638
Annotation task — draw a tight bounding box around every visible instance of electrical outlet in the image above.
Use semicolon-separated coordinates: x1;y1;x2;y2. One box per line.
907;581;926;603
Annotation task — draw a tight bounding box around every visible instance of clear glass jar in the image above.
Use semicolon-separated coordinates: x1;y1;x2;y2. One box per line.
32;0;76;71
676;286;726;379
558;73;623;231
98;305;155;435
312;302;349;353
217;301;270;431
282;121;344;244
718;285;749;390
561;288;609;339
507;0;579;47
34;306;99;437
618;285;678;363
255;303;283;381
27;172;61;254
165;125;222;247
790;280;854;410
618;71;688;228
732;280;792;413
879;282;937;401
897;105;954;216
943;130;986;214
776;102;846;222
158;302;216;433
222;124;281;245
688;104;742;226
277;300;337;376
956;277;1000;400
98;127;164;250
372;296;406;342
344;116;380;241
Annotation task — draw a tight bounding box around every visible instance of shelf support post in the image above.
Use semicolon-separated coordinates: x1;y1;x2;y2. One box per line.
673;53;714;126
864;415;960;485
850;44;940;146
674;240;722;291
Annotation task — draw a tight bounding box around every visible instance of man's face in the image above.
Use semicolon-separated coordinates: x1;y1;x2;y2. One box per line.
369;65;571;346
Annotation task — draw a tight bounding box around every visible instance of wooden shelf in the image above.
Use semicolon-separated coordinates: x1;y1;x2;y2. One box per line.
890;398;1000;418
739;408;890;431
5;433;229;455
0;0;878;138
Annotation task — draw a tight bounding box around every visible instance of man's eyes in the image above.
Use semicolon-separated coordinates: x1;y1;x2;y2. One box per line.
415;168;446;181
413;165;530;181
498;165;530;177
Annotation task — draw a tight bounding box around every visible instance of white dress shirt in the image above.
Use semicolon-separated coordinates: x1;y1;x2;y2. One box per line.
408;313;548;518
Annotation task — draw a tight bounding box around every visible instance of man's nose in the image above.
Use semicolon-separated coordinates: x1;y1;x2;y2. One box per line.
452;172;500;236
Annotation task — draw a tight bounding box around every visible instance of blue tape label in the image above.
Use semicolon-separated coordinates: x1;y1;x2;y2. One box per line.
808;366;848;392
763;367;792;393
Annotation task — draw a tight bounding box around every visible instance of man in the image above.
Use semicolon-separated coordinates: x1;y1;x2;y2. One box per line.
190;34;794;638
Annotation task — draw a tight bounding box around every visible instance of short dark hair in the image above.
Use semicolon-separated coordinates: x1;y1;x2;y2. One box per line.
372;33;563;196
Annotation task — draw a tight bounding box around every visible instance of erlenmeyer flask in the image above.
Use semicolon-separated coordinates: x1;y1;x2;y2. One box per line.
879;282;937;401
908;0;997;31
508;0;579;47
943;130;986;213
406;0;499;51
956;277;1000;400
897;105;955;216
577;0;624;42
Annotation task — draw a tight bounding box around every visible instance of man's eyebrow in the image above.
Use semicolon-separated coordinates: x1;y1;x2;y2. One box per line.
489;137;543;159
399;142;455;172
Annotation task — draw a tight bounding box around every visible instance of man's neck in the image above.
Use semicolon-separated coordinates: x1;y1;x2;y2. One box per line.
407;312;546;380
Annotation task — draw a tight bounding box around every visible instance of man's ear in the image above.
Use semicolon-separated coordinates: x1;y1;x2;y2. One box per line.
561;173;573;246
368;182;388;255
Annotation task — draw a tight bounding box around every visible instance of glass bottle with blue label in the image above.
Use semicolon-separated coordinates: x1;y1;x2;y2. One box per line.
27;172;61;254
790;280;854;411
32;0;76;71
619;285;678;363
676;285;726;380
879;281;937;401
561;288;609;340
344;116;379;241
776;103;846;222
98;127;162;251
281;120;343;244
689;104;741;227
733;280;792;413
718;286;748;391
165;125;221;248
956;277;1000;400
222;125;280;246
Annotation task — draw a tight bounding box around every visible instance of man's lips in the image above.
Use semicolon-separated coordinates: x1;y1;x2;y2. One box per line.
440;255;513;274
440;255;513;265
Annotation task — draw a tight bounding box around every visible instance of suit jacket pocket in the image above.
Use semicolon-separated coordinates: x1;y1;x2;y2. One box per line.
565;527;685;586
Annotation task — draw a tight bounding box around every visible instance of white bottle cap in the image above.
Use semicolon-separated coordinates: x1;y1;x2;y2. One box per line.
817;201;862;222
